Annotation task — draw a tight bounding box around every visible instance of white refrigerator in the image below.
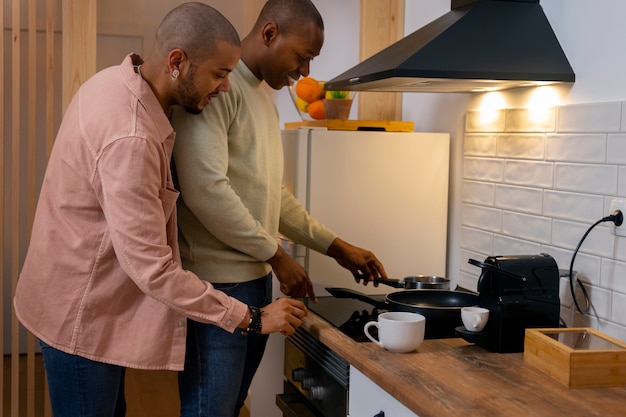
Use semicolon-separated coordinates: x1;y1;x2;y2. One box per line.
250;127;450;417
281;127;450;295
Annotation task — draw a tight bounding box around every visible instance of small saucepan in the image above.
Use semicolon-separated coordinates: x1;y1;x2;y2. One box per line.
357;275;451;290
377;275;451;290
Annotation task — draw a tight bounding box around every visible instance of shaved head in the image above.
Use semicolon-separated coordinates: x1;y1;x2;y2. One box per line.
254;0;324;36
154;2;240;64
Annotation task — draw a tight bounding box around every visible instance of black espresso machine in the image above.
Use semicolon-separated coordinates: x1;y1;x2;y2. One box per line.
464;254;561;353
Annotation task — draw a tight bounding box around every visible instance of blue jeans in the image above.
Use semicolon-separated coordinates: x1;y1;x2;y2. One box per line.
179;274;272;417
39;340;126;417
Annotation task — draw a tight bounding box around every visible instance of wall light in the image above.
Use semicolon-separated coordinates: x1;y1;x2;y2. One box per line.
527;86;560;124
478;92;506;125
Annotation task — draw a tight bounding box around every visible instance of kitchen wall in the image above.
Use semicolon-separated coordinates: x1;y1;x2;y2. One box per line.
460;101;626;341
276;0;626;343
458;0;626;343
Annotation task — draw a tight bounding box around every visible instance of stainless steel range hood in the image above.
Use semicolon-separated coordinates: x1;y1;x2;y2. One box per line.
325;0;574;93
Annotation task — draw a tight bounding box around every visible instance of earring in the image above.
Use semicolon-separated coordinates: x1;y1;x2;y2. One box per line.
172;69;180;80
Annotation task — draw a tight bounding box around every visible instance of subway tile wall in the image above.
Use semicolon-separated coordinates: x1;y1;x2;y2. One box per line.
459;101;626;342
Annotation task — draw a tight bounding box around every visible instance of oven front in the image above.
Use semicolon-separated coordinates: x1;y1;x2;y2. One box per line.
277;328;349;417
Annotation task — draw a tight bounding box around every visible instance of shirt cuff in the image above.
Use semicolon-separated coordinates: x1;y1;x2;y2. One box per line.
218;297;249;333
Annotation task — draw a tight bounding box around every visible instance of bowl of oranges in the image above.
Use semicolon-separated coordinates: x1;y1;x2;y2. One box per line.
289;76;355;121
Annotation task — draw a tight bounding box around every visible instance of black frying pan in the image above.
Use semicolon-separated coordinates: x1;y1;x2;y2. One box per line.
326;287;479;337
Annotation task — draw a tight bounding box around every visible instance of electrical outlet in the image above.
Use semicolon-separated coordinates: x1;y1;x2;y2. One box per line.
609;199;626;236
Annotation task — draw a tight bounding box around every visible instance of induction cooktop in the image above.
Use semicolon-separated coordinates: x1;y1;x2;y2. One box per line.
304;295;385;342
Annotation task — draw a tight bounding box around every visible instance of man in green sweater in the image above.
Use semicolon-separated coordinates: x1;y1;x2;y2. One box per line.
171;1;387;416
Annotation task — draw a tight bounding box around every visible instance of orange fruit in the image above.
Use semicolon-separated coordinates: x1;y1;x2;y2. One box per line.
308;100;326;119
295;77;324;103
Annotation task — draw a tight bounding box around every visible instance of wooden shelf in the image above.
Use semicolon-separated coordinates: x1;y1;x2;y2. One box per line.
283;119;414;132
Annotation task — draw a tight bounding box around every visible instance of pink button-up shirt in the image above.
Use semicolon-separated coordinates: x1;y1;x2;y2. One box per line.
13;54;248;370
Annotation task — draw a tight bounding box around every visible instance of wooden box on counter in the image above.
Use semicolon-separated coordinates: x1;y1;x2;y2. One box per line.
524;328;626;387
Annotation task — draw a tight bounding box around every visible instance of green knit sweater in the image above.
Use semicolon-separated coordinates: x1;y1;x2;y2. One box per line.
171;60;336;283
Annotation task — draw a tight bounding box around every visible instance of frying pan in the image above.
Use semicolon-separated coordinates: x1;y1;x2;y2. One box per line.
326;287;478;337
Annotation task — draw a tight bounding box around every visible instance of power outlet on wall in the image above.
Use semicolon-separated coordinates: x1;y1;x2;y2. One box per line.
609;199;626;236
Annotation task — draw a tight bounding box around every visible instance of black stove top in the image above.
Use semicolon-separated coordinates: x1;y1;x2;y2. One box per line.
304;295;386;342
304;293;463;340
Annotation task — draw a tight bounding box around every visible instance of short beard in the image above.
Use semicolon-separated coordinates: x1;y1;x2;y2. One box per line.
177;65;204;115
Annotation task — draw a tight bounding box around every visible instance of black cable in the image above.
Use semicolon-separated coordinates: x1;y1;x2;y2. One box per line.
568;210;623;314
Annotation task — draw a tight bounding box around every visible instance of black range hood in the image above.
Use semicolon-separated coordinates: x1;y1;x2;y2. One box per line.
325;0;575;93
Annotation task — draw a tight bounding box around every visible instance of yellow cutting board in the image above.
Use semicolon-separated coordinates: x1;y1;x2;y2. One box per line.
284;119;414;132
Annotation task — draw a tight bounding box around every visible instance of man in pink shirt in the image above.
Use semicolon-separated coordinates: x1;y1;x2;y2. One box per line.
13;3;307;416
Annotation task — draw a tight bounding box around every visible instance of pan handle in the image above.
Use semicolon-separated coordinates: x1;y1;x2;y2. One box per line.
373;277;404;288
468;258;527;282
325;287;388;309
355;274;405;288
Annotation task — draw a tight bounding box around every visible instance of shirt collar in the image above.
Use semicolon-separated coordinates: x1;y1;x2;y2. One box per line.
121;53;175;144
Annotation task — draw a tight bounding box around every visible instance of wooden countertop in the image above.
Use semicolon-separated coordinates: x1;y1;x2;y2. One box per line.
301;312;626;417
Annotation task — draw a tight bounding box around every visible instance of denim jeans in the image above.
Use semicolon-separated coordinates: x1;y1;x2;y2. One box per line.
179;274;272;417
39;340;126;417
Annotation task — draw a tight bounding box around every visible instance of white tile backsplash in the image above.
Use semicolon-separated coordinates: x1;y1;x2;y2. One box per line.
618;166;626;197
492;234;541;255
542;244;602;286
461;204;502;232
462;100;626;342
588;286;612;320
607;134;626;164
464;134;497;156
503;160;554;188
460;226;494;254
552;219;614;258
494;184;543;214
506;107;556;133
608;235;626;263
463;157;503;182
599;320;626;343
501;211;551;244
540;245;579;276
554;163;618;195
460;248;490;276
601;258;626;293
497;134;545;159
461;180;495;205
610;292;626;325
543;190;604;223
466;109;506;133
557;101;622;133
546;134;607;163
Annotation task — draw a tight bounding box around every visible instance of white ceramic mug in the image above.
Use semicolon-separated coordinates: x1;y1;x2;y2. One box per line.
461;306;489;332
364;311;425;353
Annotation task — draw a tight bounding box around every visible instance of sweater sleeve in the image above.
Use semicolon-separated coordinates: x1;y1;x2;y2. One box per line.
278;186;337;254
